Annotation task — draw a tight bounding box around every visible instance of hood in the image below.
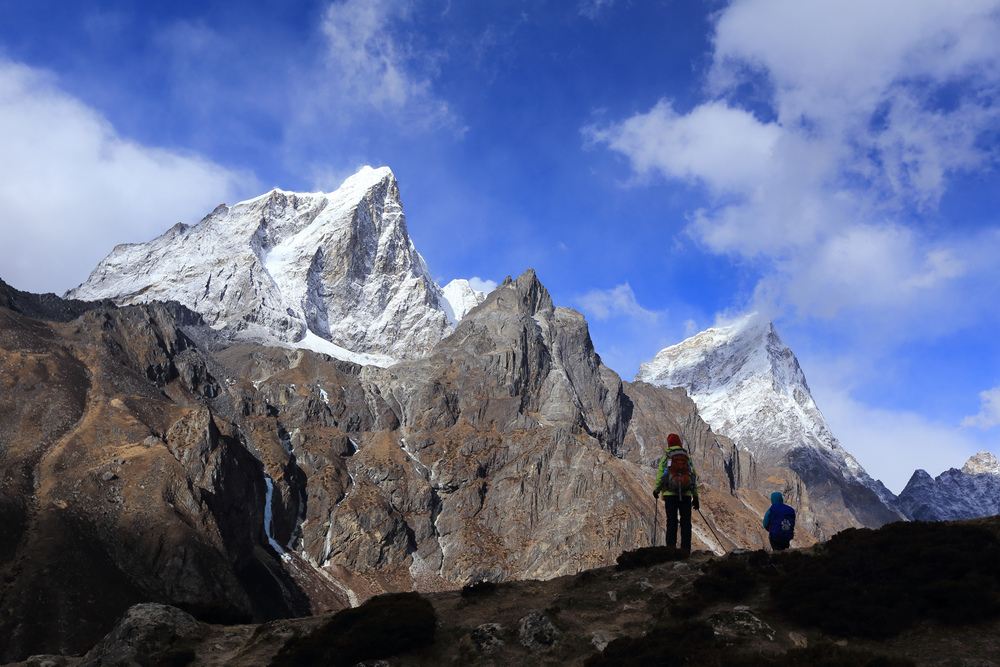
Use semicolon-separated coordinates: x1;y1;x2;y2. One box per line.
770;492;784;505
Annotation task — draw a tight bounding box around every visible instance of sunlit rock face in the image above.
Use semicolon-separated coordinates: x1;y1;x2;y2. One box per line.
67;167;455;363
897;451;1000;521
637;314;906;539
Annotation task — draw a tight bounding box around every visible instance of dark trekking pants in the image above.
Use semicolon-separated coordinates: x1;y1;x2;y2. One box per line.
769;536;791;551
664;495;692;552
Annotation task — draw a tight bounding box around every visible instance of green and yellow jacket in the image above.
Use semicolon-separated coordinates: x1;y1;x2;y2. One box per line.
654;445;699;497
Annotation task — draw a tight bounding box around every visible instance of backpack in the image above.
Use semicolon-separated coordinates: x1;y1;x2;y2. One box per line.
769;504;796;541
663;449;695;493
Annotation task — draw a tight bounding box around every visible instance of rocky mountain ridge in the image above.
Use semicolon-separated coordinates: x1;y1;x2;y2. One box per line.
896;451;1000;521
636;314;905;539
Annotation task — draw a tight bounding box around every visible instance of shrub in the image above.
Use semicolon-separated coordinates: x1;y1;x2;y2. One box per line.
615;546;688;570
692;558;757;602
584;620;716;666
461;580;498;599
769;521;1000;639
270;592;436;667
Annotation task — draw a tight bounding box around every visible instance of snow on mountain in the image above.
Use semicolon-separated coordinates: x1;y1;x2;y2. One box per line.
897;451;1000;521
439;279;486;326
962;450;1000;476
67;166;464;364
636;313;904;534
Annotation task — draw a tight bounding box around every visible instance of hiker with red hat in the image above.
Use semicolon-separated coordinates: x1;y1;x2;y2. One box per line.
653;433;700;553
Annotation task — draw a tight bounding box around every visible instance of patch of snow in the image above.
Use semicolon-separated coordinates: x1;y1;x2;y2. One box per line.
440;279;486;326
294;330;397;367
400;437;430;479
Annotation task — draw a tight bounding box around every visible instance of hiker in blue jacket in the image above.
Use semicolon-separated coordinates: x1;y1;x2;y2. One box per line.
763;491;795;551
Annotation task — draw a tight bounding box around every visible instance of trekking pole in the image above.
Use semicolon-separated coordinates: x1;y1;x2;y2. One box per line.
652;496;659;547
696;508;729;555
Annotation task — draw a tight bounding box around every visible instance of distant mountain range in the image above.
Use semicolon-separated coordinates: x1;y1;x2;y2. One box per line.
896;451;1000;521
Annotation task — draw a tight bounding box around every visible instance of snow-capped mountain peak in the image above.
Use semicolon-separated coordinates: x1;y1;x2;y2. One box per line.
636;313;904;535
67;166;455;364
636;313;819;462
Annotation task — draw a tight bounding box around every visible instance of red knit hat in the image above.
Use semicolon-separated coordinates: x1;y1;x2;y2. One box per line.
667;433;682;449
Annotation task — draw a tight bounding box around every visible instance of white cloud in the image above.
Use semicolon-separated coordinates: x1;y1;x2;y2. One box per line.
576;283;659;323
590;0;1000;324
468;277;498;295
578;0;616;20
962;387;1000;429
0;60;254;295
320;0;456;128
586;100;782;196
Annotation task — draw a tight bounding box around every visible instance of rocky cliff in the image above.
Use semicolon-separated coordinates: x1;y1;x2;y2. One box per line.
0;273;772;663
636;314;905;539
896;451;1000;521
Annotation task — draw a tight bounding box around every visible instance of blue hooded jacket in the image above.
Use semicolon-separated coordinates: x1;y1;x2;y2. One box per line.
762;492;795;540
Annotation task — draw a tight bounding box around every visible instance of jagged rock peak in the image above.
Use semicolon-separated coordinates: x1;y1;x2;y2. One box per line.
66;165;454;364
486;269;554;318
962;451;1000;476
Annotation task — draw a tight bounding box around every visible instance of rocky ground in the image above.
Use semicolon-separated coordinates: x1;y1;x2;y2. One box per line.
7;516;1000;666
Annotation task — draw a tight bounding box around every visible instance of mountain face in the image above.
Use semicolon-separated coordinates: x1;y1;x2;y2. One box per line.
636;314;905;539
65;167;479;364
0;271;775;662
896;451;1000;521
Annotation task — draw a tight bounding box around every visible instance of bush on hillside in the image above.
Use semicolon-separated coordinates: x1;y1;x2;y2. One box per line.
693;557;758;602
615;546;688;570
269;592;436;667
584;619;716;666
586;620;913;667
769;521;1000;639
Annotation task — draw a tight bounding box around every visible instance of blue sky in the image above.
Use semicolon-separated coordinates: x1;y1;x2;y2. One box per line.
1;0;999;493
